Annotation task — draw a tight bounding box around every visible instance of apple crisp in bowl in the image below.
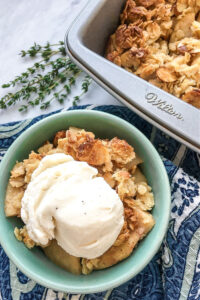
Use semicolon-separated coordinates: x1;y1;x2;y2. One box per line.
106;0;200;109
5;126;155;275
0;110;170;293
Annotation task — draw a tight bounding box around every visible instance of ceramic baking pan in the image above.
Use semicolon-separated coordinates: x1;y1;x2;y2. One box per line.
65;0;200;153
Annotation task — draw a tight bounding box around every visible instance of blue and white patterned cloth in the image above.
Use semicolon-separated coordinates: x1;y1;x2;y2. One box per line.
0;105;199;300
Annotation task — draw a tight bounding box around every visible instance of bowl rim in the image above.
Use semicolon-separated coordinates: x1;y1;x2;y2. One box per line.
0;109;171;293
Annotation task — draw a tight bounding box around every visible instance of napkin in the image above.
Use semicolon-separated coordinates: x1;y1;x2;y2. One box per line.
0;105;199;300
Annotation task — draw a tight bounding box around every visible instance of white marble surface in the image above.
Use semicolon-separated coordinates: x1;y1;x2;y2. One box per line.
0;0;120;124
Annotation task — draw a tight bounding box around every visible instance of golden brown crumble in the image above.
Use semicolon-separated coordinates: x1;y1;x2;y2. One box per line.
105;0;200;109
14;226;35;249
5;127;155;275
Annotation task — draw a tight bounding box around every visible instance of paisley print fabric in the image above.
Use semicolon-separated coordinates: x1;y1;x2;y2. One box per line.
0;105;199;300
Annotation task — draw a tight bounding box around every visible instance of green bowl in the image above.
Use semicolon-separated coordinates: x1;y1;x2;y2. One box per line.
0;110;170;294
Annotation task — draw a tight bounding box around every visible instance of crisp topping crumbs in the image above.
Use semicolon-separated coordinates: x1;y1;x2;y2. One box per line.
14;226;35;249
6;127;155;275
106;0;200;109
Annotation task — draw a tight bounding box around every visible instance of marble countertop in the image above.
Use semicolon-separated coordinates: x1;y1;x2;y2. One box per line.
0;0;121;124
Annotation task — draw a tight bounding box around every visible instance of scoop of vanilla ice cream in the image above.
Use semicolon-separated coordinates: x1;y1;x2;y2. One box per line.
21;153;124;259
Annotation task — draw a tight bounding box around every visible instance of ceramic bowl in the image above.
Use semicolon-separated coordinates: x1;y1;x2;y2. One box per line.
0;110;170;293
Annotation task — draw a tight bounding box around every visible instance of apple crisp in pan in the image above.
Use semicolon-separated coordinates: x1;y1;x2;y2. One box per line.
106;0;200;109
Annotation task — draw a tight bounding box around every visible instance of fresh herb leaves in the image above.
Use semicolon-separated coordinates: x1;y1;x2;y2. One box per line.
0;41;92;112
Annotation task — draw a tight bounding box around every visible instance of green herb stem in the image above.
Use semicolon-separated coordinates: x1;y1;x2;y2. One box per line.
0;42;92;112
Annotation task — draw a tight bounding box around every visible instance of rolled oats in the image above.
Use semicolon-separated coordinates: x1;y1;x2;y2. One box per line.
106;0;200;108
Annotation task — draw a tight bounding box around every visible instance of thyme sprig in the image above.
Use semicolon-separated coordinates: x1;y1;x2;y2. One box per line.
0;41;92;111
